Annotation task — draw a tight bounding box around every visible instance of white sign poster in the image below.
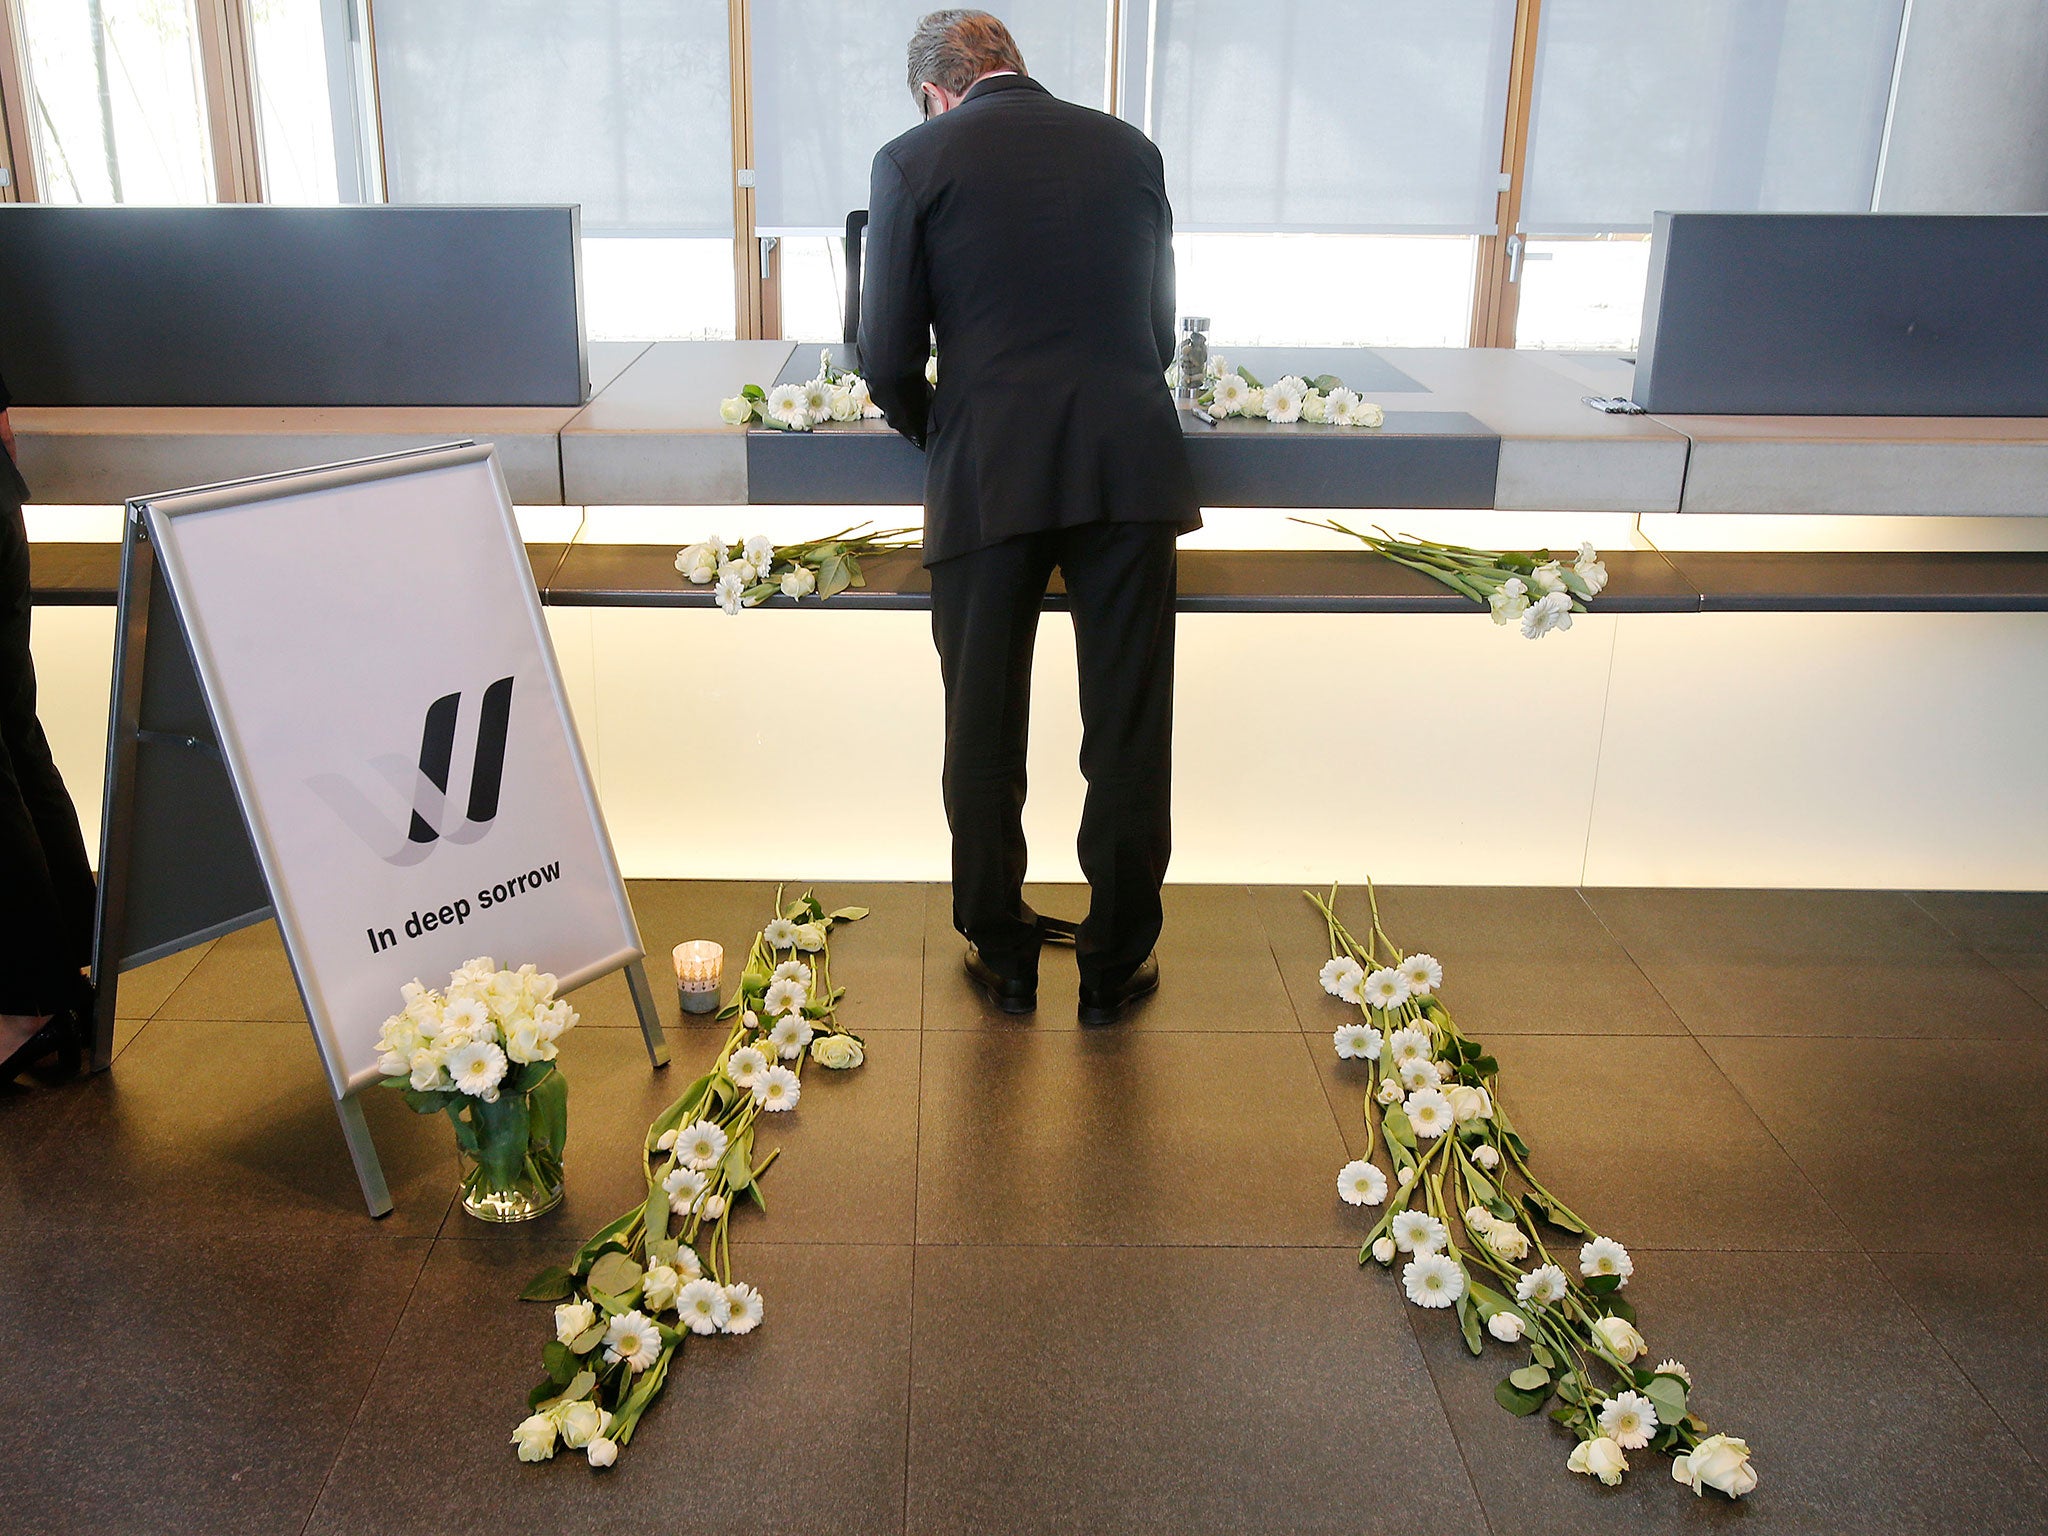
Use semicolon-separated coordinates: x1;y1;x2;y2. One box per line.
140;444;642;1096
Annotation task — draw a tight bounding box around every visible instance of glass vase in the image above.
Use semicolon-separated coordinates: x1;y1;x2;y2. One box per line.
457;1073;568;1223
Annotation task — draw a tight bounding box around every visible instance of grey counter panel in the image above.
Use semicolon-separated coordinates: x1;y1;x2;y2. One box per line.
0;204;589;407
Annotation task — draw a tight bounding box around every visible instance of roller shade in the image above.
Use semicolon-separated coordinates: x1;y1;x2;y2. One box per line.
1521;0;1908;234
373;0;734;236
751;0;1111;234
1136;0;1518;233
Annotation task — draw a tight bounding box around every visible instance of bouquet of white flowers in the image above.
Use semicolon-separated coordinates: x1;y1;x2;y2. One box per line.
718;347;884;432
511;891;868;1468
377;959;579;1222
1172;356;1386;428
1300;519;1609;639
674;523;917;616
1310;885;1757;1499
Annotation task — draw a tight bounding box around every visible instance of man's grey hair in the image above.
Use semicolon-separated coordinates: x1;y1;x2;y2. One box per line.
907;10;1028;104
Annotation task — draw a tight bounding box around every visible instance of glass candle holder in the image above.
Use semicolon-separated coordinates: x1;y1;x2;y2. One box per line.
673;940;723;1015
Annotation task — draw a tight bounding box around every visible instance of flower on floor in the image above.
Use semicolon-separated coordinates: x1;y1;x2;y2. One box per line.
1309;882;1755;1498
512;890;869;1467
1295;520;1608;637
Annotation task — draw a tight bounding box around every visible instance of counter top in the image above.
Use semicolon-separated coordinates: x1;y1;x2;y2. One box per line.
11;340;2047;519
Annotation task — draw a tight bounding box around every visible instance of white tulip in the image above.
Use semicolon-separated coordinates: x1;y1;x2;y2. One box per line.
1371;1235;1396;1264
585;1435;619;1468
1487;1310;1526;1342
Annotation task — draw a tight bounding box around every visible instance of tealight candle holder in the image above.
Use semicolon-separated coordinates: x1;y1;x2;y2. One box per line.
673;940;723;1015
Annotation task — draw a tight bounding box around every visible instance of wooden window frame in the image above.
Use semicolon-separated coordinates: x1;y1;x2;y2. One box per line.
1468;0;1542;348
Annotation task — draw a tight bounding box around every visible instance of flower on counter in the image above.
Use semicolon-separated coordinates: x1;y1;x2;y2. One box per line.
1362;966;1411;1010
1211;373;1255;416
1264;375;1308;422
1397;953;1442;995
725;1045;769;1088
677;1119;728;1171
1488;1310;1527;1343
677;1277;731;1335
1517;1264;1569;1309
1520;589;1574;639
810;1033;865;1069
1404;1086;1454;1138
1300;522;1609;638
1387;1026;1432;1066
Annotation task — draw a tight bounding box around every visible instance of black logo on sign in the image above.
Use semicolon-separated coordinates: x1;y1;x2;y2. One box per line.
308;676;516;866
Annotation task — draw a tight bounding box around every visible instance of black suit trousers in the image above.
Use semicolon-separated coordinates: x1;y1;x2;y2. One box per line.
929;521;1176;990
0;459;95;1014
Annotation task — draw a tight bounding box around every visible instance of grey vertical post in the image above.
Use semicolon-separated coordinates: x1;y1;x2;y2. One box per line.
335;1094;394;1218
623;958;670;1068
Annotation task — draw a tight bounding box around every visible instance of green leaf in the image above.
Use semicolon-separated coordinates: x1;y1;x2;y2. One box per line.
1585;1273;1622;1296
643;1184;670;1248
1473;1055;1499;1077
398;1087;458;1116
1382;1104;1417;1150
470;1089;532;1192
1236;364;1264;388
1645;1376;1689;1427
742;383;766;400
1529;1339;1555;1369
543;1340;579;1385
559;1369;597;1405
1602;1295;1637;1324
1310;373;1342;394
1509;1365;1552;1391
829;905;871;922
528;1068;568;1161
588;1252;644;1301
1495;1379;1547;1416
520;1265;576;1302
1457;1291;1483;1355
572;1208;641;1276
605;1344;677;1448
570;1320;607;1354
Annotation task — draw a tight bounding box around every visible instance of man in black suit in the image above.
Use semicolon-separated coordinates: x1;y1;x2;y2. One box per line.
861;10;1198;1024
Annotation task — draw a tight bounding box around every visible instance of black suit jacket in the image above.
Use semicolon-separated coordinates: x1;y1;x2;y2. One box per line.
860;74;1199;564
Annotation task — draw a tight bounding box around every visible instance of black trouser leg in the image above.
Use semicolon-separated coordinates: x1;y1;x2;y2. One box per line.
0;480;96;1015
929;530;1058;977
1057;522;1177;990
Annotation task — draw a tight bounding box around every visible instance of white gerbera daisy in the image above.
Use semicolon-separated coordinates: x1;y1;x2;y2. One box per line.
1333;1022;1380;1060
725;1045;768;1088
1654;1359;1691;1386
722;1281;765;1335
1404;1087;1454;1138
1520;589;1574;639
1580;1237;1634;1286
1403;1252;1465;1309
763;977;808;1017
1336;1159;1388;1206
1211;373;1252;416
1264;376;1307;423
1598;1390;1659;1450
770;960;813;988
769;1013;814;1060
1397;953;1443;996
1319;956;1365;999
753;1063;801;1111
676;1119;728;1171
743;533;777;571
1516;1263;1569;1308
762;918;800;949
672;1245;704;1282
445;1040;508;1099
1398;1056;1443;1092
1362;967;1411;1011
1324;386;1360;426
663;1165;708;1215
602;1310;662;1372
676;1277;730;1335
765;384;811;430
1391;1210;1447;1254
1387;1026;1432;1066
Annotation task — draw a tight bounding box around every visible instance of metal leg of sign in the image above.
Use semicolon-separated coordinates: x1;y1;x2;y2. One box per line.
335;1093;395;1218
623;958;670;1068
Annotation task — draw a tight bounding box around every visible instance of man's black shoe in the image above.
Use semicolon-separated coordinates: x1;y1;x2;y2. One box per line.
965;945;1037;1014
1077;953;1159;1026
1033;913;1080;947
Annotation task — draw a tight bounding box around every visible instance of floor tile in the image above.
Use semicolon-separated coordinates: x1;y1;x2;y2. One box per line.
1584;887;2048;1039
905;1244;1487;1536
1913;890;2048;1011
307;1238;912;1536
572;879;927;1036
0;1017;459;1238
1874;1250;2048;1466
1258;885;1689;1037
1414;1249;2048;1534
113;939;215;1019
1309;1033;1853;1253
443;1027;920;1248
154;919;306;1022
915;1029;1354;1246
924;883;1299;1031
1706;1036;2048;1253
0;1227;429;1536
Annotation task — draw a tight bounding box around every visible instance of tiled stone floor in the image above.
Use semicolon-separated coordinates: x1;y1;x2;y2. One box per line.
4;882;2046;1534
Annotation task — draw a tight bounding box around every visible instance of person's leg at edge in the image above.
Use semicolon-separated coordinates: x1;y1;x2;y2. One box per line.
928;530;1059;981
1059;521;1177;992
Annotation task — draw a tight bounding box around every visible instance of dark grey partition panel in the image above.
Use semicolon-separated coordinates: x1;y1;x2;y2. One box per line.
1632;213;2048;415
0;205;588;406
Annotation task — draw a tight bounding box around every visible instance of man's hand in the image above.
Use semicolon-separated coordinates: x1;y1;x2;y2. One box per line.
0;409;13;463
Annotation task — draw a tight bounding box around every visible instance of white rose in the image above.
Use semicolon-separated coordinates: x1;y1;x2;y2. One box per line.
1301;390;1329;423
554;1299;597;1343
558;1399;606;1449
505;1021;553;1064
1487;1310;1526;1342
1371;1236;1396;1264
780;565;817;599
1673;1434;1757;1499
511;1412;557;1462
1591;1315;1647;1362
793;923;826;952
718;395;753;425
1241;386;1266;418
408;1048;448;1092
1446;1085;1493;1123
377;1048;409;1077
828;387;864;422
1569;1436;1628;1486
585;1435;619;1468
925;354;939;386
1353;401;1385;428
676;541;723;584
809;1033;865;1069
641;1263;681;1312
1531;560;1567;594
